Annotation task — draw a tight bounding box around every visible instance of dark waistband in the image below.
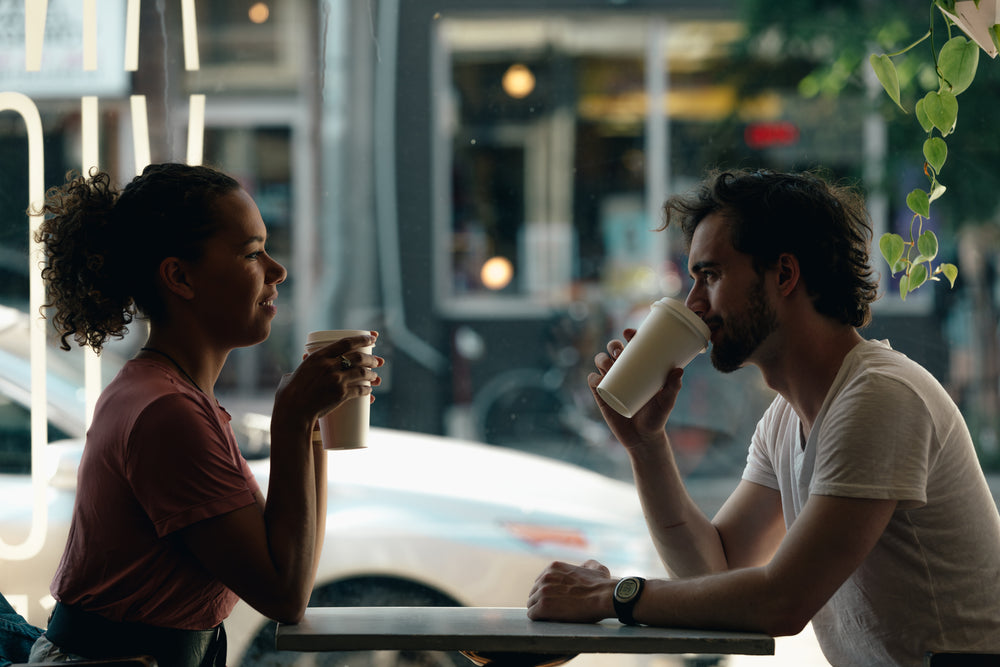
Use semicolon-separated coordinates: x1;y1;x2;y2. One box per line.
46;602;226;667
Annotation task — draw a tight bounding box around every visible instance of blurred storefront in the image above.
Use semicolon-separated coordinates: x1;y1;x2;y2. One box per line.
4;0;993;481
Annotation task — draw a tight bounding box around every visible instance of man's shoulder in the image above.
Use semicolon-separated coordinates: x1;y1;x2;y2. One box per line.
835;339;958;421
848;339;938;387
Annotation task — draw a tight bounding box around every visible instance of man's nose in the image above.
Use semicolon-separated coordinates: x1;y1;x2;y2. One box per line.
685;285;704;314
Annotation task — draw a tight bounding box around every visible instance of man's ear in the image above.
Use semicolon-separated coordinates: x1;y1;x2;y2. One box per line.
775;253;801;296
158;257;196;300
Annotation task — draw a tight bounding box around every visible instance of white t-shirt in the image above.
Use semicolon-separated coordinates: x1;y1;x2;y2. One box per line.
743;340;1000;666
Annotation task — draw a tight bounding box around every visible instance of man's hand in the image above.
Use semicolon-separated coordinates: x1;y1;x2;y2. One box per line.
526;560;617;623
588;329;685;450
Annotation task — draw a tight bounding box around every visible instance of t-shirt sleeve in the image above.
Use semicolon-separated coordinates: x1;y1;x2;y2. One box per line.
126;393;259;536
811;373;931;507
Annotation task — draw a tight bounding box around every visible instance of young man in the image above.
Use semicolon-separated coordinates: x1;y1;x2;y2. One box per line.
527;170;1000;665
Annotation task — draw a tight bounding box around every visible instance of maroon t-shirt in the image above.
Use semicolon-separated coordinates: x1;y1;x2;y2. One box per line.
51;359;260;630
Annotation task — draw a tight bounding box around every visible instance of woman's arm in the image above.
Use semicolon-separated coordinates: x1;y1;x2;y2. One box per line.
180;333;380;624
310;425;328;584
180;415;319;624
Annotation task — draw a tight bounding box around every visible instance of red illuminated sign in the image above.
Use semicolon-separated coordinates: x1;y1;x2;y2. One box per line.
744;121;800;149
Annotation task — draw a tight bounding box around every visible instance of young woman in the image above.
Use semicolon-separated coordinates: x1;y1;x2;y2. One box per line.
28;163;382;667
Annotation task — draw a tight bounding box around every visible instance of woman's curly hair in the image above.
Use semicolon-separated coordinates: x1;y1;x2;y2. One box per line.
661;169;879;328
34;163;240;353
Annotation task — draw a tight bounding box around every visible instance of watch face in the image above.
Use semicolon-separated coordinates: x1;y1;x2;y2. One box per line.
615;577;640;601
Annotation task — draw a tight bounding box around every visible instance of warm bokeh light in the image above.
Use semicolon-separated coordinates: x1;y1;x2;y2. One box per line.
480;256;514;290
248;2;269;24
502;63;535;99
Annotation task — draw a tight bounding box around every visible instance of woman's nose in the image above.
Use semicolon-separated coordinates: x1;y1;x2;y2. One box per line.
268;256;287;285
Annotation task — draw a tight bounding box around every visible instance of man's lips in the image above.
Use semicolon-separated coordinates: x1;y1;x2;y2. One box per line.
704;318;722;341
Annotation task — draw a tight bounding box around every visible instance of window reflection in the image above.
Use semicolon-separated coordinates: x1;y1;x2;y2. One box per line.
435;16;782;480
3;3;999;662
4;3;996;471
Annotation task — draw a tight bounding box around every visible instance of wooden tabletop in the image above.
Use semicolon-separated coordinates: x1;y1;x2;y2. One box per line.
275;607;775;656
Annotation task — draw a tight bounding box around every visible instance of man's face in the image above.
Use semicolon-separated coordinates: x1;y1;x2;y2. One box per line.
684;213;778;373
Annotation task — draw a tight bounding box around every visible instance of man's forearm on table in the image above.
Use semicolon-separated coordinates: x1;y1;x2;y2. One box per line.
631;566;813;637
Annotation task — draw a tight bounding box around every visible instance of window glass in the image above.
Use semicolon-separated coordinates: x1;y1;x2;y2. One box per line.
3;1;999;663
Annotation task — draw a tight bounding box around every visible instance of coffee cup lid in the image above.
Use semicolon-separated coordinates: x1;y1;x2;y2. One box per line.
306;329;370;346
652;298;710;342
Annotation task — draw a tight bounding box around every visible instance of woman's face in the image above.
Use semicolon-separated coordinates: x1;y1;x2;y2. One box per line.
184;188;287;350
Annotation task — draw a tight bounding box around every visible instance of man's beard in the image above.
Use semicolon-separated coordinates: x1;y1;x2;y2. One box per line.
709;278;777;373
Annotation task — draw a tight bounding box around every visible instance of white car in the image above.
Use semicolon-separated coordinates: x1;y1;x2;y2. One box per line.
0;306;665;667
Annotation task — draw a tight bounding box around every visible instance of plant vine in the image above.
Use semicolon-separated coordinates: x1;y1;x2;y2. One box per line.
869;0;997;298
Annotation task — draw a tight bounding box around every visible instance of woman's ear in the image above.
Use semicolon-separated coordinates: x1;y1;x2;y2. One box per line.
158;257;196;300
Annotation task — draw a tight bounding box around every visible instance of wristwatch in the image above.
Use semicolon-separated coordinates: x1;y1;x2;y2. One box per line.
612;576;646;625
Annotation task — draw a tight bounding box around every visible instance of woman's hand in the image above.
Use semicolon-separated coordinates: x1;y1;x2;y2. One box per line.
588;329;683;450
273;331;384;435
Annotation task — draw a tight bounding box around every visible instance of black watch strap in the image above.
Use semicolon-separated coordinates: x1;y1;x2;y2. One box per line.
612;576;646;625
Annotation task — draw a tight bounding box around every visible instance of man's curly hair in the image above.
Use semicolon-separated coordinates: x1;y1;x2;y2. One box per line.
661;169;879;328
34;163;240;352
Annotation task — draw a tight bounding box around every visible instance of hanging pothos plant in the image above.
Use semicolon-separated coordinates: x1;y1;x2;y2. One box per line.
869;0;999;299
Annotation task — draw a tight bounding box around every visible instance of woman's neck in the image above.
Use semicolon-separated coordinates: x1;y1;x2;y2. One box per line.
137;332;226;402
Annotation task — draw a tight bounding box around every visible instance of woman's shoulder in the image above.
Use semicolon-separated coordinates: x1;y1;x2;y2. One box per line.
97;358;208;417
109;358;194;391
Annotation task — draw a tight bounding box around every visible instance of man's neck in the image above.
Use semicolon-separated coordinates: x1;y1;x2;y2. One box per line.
757;322;865;439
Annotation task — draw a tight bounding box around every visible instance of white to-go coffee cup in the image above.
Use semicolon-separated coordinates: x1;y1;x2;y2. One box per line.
596;298;710;418
305;329;374;450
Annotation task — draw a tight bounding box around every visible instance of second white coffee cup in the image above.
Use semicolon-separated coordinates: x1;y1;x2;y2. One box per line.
596;298;710;418
305;329;374;450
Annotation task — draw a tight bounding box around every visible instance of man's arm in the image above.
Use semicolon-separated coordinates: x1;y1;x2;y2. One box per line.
528;493;897;636
588;335;783;577
629;437;786;576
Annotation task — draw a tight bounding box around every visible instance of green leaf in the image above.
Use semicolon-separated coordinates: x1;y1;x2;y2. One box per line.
923;137;948;174
899;274;909;300
990;24;1000;54
908;262;928;292
940;262;958;288
893;259;908;274
921;90;958;136
915;99;934;133
906;188;931;218
879;233;906;269
929;181;947;203
869;54;903;110
937;37;979;95
917;230;939;260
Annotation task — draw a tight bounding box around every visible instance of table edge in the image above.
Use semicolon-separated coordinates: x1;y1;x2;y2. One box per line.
274;607;775;656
